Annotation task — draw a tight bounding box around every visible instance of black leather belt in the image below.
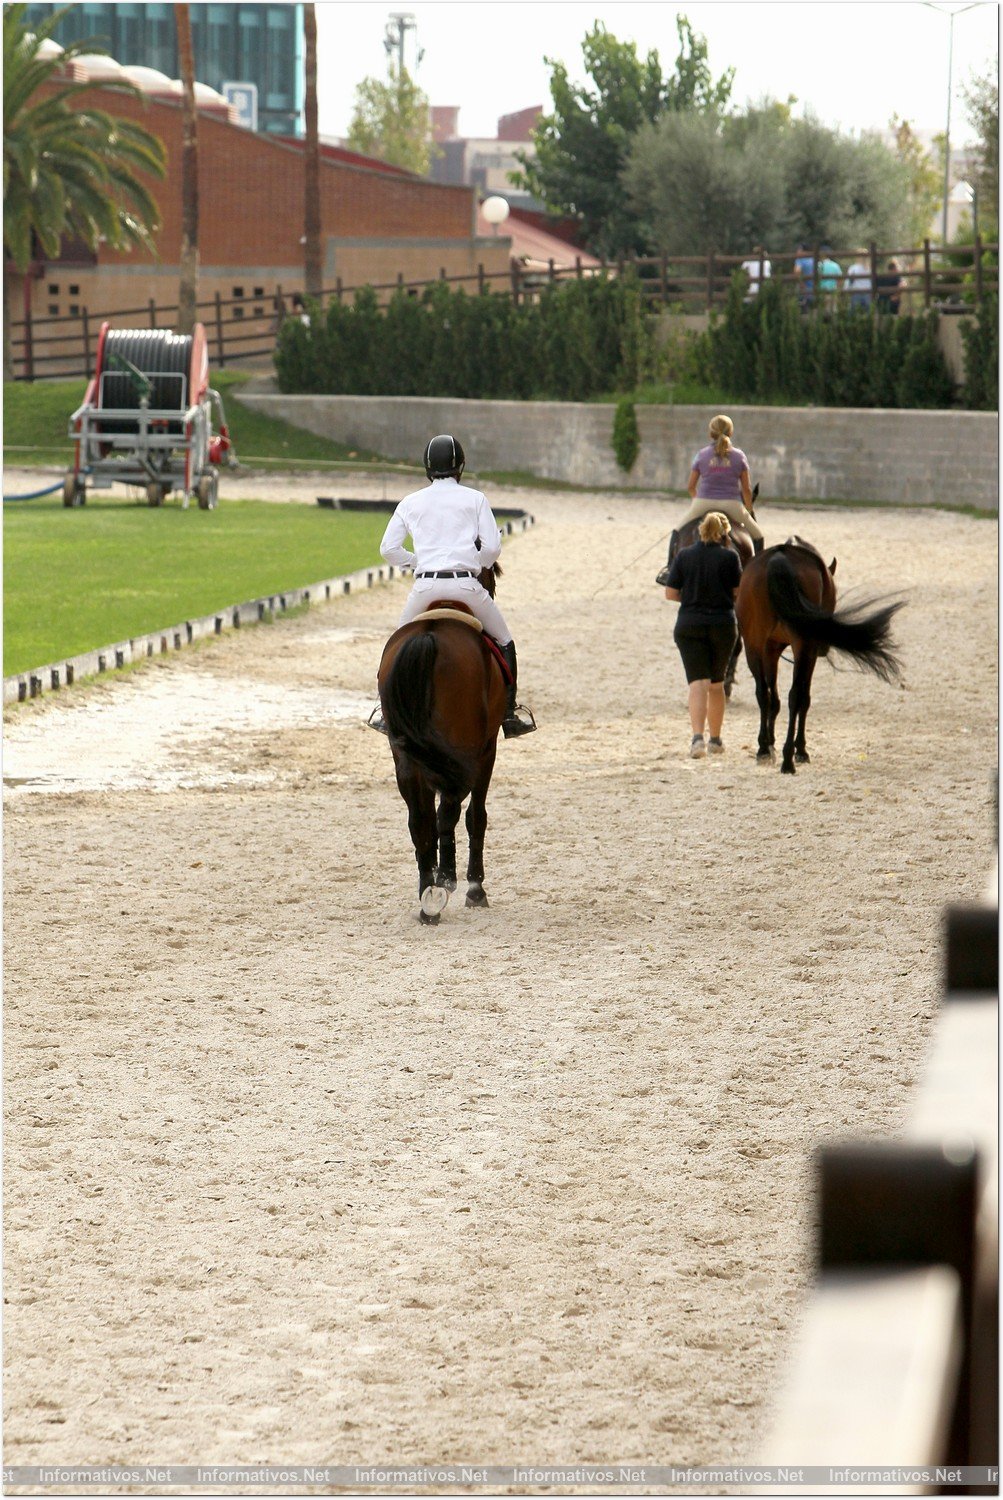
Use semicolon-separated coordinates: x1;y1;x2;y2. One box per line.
416;570;476;579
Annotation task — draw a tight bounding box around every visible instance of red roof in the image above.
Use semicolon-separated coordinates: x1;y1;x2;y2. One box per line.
275;136;416;178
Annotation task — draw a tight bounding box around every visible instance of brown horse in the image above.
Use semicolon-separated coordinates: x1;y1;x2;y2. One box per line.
659;485;759;695
736;536;904;774
377;566;507;924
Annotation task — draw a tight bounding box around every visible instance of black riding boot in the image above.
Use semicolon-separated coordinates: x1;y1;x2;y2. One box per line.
753;536;765;556
655;530;679;587
500;641;536;738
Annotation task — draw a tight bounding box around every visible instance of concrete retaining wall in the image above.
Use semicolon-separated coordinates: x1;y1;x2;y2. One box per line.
238;394;999;510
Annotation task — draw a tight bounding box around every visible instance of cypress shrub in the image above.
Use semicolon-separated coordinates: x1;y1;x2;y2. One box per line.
612;397;640;472
960;299;999;410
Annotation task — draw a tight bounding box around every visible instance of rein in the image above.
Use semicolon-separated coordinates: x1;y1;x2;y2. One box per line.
589;531;672;601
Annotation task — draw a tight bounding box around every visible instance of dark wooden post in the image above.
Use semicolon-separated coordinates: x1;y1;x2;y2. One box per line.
214;290;225;366
812;247;820;312
922;239;932;307
149;297;157;329
22;273;34;382
477;263;485;293
973;235;984;305
439;266;446;281
336;276;343;304
576;255;583;281
706;250;715;310
510;260;520;305
869;241;879;310
397;271;404;291
82;307;91;374
548;257;555;284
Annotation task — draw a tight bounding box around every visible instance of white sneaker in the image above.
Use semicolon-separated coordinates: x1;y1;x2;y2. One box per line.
690;734;706;759
708;737;725;754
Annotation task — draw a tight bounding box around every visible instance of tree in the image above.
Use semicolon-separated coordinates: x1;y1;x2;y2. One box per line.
303;2;322;298
3;2;165;378
888;116;942;244
346;65;435;175
963;71;999;239
512;17;733;257
174;3;198;333
625;103;917;260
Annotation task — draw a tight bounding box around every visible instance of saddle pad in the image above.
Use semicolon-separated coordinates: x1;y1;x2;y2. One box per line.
412;608;483;631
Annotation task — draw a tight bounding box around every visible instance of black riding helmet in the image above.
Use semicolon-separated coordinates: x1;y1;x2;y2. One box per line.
423;433;465;481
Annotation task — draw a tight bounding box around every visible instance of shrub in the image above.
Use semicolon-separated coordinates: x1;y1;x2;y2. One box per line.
960;297;999;410
612;397;640;471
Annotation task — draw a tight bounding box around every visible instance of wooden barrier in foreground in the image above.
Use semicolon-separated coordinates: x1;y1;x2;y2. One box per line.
762;861;998;1488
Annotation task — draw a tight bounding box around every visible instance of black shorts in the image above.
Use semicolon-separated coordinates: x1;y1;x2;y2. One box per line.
674;618;739;684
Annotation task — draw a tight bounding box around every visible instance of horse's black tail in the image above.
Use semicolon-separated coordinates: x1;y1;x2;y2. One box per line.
766;553;905;684
382;632;477;791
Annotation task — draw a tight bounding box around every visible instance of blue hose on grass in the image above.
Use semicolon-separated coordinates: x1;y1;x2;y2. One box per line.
3;478;66;503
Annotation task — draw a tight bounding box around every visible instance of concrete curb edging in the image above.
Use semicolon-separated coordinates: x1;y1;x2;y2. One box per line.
3;511;536;706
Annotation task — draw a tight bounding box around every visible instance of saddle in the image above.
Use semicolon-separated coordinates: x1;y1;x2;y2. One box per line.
411;602;513;685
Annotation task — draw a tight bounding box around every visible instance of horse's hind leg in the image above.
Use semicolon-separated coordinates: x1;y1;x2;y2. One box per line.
464;746;496;908
781;644;815;774
396;763;441;922
435;789;464;893
723;635;742;699
748;651;774;761
793;645;818;766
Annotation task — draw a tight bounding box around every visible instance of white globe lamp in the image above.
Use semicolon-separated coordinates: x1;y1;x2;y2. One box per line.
482;195;511;235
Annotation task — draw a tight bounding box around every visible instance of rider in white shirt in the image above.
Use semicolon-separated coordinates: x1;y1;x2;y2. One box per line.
372;434;535;738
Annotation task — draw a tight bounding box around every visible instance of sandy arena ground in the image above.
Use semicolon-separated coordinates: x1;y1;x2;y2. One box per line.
3;476;997;1479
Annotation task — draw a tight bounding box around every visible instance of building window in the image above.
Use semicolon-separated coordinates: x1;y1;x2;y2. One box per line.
69;284;80;295
69;304;80;316
48;283;59;295
48;304;59;316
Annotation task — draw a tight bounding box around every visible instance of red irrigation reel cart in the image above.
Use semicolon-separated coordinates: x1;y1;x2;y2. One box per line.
65;322;235;509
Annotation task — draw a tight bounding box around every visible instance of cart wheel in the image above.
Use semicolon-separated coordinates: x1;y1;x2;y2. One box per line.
146;483;165;507
63;476;85;507
197;474;218;511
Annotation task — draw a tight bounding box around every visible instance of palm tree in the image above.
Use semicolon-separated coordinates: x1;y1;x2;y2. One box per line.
303;2;322;300
3;3;166;378
174;3;198;334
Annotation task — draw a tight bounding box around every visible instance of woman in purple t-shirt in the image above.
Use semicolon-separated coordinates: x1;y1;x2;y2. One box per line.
678;415;763;550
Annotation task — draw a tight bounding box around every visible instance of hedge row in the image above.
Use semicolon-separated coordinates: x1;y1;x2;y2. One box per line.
692;276;960;409
274;277;653;401
274;272;994;412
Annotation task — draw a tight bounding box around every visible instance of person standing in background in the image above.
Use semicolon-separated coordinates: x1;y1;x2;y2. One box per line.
740;247;772;301
844;251;873;310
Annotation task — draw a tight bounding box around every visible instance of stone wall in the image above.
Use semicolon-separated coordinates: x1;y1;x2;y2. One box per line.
236;393;999;510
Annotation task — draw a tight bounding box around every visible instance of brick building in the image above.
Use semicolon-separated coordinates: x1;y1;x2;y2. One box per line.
10;69;510;376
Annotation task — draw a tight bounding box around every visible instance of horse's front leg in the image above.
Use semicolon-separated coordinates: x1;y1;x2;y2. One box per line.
723;634;742;699
396;760;440;923
464;744;496;908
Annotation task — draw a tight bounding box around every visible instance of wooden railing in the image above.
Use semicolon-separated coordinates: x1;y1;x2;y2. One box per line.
762;861;998;1478
6;238;998;382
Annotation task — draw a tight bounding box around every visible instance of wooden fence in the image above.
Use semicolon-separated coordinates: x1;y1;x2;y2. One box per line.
6;239;998;382
762;858;998;1479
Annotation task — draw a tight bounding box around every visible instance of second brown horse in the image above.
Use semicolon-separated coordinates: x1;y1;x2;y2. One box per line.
737;537;904;774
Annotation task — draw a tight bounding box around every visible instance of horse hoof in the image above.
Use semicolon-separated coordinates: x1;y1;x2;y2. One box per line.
795;750;810;764
435;871;457;893
781;761;796;775
756;750;773;763
420;885;449;917
419;909;441;926
465;885;489;908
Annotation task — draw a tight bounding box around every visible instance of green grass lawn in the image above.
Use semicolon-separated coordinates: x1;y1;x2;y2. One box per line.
4;494;390;675
2;371;382;470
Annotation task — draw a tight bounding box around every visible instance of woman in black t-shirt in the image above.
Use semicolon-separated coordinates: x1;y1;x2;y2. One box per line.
664;511;742;758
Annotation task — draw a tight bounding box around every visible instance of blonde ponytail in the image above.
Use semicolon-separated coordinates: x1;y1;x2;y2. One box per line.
708;414;734;461
698;512;732;544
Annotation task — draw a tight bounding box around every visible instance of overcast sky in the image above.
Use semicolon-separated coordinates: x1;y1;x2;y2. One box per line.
314;1;999;146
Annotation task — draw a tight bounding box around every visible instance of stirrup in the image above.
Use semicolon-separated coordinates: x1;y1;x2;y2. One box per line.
502;703;536;738
367;704;389;735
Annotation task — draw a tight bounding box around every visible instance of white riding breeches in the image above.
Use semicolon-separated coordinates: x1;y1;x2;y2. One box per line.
680;497;763;543
398;575;513;645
